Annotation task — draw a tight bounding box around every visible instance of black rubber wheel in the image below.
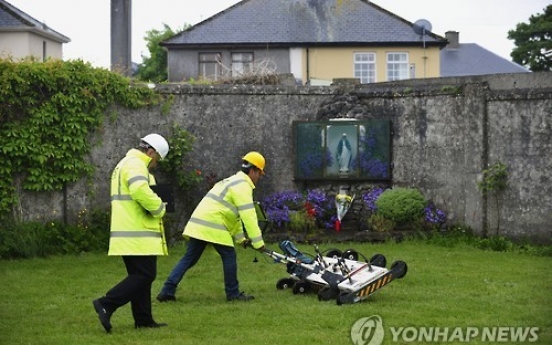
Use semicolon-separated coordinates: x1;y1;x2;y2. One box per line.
276;278;295;290
324;249;343;259
292;281;310;294
317;285;339;301
342;249;359;261
369;253;387;267
336;291;349;305
391;261;408;279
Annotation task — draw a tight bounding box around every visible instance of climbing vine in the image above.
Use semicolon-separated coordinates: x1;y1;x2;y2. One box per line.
0;58;162;215
159;124;203;193
477;161;509;236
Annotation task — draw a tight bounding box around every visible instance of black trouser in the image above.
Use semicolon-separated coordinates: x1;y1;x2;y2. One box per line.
99;256;157;325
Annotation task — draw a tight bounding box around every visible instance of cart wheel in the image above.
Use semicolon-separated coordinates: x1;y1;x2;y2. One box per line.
342;249;359;261
317;285;339;301
276;278;295;290
324;249;342;259
369;253;387;267
391;261;408;279
292;282;310;294
336;291;349;305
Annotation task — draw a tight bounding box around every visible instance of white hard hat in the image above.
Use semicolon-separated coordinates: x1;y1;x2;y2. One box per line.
141;133;169;159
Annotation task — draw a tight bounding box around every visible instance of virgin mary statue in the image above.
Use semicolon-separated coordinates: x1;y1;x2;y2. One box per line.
336;133;352;173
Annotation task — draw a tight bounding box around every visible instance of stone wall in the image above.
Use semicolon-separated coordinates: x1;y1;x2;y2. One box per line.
14;73;552;244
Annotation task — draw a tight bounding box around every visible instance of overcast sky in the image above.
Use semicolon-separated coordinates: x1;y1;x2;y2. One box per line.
7;0;550;69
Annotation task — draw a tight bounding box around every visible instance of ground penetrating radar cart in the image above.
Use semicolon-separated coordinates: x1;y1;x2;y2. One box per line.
262;240;408;305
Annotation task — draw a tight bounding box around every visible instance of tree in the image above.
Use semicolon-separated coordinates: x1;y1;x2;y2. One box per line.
508;5;552;72
135;23;189;82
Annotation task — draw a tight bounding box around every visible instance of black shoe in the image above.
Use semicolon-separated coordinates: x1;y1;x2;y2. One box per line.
227;292;255;302
156;293;176;302
92;299;112;333
135;322;168;329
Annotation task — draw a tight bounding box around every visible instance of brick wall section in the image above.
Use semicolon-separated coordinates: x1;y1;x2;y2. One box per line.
15;73;552;244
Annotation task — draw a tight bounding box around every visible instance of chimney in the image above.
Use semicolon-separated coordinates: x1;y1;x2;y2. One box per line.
445;31;459;49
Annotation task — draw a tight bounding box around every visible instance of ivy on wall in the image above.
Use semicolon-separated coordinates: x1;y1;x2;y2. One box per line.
0;58;162;215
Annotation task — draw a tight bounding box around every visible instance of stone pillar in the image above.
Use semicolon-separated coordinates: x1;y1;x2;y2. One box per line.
110;0;132;76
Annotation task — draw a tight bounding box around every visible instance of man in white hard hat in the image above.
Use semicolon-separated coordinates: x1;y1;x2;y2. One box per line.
156;151;266;302
93;134;170;333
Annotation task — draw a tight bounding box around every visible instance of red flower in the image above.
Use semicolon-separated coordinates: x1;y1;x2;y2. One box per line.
304;202;317;218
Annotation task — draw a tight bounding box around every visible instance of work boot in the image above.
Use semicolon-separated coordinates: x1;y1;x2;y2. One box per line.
156;293;176;302
227;292;255;302
135;321;168;329
92;299;112;333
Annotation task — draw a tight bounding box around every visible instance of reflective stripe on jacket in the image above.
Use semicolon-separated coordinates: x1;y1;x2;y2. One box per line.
108;149;168;256
183;171;265;249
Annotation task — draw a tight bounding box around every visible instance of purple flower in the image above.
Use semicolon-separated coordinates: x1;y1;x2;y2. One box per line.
362;187;385;212
424;203;447;224
261;189;337;229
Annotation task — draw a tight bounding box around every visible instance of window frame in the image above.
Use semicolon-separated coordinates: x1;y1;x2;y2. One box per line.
231;52;254;77
198;52;223;81
386;52;409;81
353;52;376;84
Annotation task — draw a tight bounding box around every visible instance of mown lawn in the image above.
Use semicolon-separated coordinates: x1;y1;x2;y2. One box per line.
1;239;550;345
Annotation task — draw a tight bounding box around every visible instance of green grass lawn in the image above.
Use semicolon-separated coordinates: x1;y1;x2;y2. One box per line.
1;240;550;345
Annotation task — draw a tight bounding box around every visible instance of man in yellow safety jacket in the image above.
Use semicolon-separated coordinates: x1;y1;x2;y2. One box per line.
93;133;170;333
156;151;266;302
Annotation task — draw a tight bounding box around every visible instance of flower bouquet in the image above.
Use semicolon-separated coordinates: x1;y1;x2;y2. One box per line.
335;191;355;232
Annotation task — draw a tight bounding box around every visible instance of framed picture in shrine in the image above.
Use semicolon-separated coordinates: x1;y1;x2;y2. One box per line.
293;119;392;181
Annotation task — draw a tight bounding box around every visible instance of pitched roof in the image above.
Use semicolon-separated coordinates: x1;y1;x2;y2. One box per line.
440;32;528;76
162;0;446;48
0;0;70;43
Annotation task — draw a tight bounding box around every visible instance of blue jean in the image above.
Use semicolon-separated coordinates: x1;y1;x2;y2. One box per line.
160;238;240;299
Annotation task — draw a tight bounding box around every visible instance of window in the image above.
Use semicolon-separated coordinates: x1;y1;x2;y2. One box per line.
293;120;392;181
354;53;376;84
387;53;408;81
231;52;254;77
199;53;222;81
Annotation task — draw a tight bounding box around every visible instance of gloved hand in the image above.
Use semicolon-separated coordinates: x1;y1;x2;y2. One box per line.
242;239;252;249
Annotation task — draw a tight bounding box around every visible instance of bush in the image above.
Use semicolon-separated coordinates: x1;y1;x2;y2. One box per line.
367;213;395;232
0;208;110;260
375;188;426;225
0;221;53;259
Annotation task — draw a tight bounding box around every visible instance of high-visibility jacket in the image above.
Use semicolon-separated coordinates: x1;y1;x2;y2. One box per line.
183;171;265;249
108;149;168;256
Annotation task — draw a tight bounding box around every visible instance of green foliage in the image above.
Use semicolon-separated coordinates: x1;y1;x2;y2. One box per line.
0;208;110;259
159;124;202;192
287;210;317;233
508;5;552;71
440;85;461;94
367;213;395;232
419;224;552;257
375;187;426;225
0;58;161;214
0;221;52;259
477;161;508;236
135;23;189;82
477;161;508;196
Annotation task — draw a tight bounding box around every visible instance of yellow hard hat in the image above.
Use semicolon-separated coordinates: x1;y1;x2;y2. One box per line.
242;151;265;174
